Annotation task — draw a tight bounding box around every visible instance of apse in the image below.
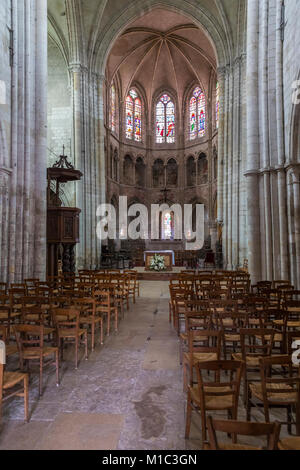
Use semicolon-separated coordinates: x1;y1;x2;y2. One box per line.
104;7;219;257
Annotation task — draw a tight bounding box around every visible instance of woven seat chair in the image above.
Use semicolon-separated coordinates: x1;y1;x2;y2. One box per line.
247;355;300;435
51;308;88;370
278;437;300;450
207;417;281;450
93;289;118;337
185;360;244;446
0;325;18;357
183;329;222;392
232;328;275;405
0;344;29;423
73;297;104;351
14;324;59;396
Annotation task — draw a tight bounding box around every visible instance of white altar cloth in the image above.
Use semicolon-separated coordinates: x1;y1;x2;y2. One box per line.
144;250;175;266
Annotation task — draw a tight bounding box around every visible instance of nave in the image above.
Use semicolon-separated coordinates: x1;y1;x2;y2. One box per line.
0;279;296;450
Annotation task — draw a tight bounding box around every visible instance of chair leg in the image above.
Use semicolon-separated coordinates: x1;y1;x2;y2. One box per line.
24;374;29;422
201;407;207;446
100;319;104;345
115;310;118;333
185;392;192;439
84;332;88;360
91;322;95;352
296;404;300;436
56;351;60;387
107;311;110;336
287;405;292;435
246;386;252;421
39;359;43;397
75;337;79;370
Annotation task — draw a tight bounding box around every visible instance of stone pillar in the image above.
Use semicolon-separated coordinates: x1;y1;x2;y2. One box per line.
276;0;289;280
34;0;48;280
7;0;48;283
291;167;300;288
245;0;261;284
217;67;226;227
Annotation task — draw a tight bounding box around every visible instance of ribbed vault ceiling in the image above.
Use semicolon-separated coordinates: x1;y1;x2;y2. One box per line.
106;9;217;108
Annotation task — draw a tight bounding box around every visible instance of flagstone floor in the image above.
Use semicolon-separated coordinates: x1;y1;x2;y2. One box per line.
0;281;290;450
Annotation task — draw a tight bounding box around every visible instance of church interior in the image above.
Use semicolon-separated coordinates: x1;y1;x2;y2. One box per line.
0;0;300;452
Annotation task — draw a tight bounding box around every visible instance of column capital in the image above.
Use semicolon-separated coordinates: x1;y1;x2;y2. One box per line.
68;63;88;75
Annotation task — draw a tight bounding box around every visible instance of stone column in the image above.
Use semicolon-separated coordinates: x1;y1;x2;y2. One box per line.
69;64;85;269
0;168;11;282
291;167;300;288
245;0;261;284
276;0;289;280
34;0;48;280
217;67;226;225
8;0;48;283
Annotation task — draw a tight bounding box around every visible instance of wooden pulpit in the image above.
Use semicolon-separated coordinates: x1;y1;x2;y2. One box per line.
47;150;82;277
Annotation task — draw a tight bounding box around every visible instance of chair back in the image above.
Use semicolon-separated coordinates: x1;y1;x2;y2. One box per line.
187;329;222;357
259;355;300;405
14;324;45;359
195;360;244;415
207;417;281;450
240;328;275;361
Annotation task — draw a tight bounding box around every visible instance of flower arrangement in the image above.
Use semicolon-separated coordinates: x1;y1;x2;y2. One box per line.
149;254;166;272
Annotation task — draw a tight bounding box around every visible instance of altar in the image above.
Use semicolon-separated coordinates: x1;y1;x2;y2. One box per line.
144;250;175;270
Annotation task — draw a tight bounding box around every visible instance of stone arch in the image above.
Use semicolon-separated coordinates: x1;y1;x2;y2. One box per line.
92;1;231;76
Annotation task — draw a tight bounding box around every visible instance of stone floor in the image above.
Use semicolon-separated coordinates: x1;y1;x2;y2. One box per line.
0;281;291;450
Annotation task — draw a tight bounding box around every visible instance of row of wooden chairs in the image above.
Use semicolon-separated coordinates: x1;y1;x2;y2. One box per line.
169;275;300;449
0;270;140;423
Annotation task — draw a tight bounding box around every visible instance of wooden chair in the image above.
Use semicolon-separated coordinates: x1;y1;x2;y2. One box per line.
185;360;244;445
247;355;300;435
124;270;140;299
207;417;281;450
0;345;29;423
180;312;212;366
278;437;300;450
73;298;104;351
0;325;18;357
0;283;8;295
183;330;222;392
232;328;275;404
14;324;59;396
51;308;88;370
93;290;118;336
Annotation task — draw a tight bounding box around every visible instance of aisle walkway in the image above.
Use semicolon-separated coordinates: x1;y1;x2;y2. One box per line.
0;281;189;450
0;281;290;450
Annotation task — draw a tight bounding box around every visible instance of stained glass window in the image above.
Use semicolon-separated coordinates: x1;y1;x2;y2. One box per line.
126;96;133;140
216;82;220;129
190;96;197;140
134;98;142;142
156;94;175;144
125;89;142;142
189;87;206;140
110;84;116;133
162;211;174;240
